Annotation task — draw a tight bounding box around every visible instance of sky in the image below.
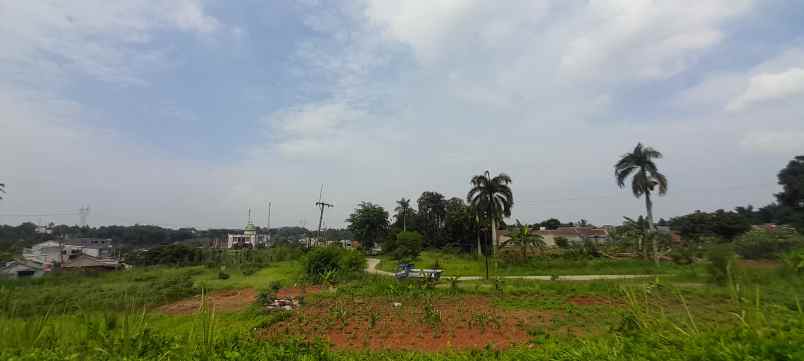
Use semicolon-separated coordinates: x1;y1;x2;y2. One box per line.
1;0;804;229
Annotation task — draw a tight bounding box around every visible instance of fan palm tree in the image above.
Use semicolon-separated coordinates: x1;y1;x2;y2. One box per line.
394;198;412;232
467;170;513;256
503;220;546;261
615;143;668;265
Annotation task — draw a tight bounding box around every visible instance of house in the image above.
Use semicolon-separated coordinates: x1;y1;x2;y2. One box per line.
66;238;115;257
498;226;609;247
0;260;44;279
22;239;118;269
22;241;84;266
62;254;120;272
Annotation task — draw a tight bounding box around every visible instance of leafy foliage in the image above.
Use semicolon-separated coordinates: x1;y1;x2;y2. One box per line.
670;210;752;241
346;202;390;250
776;155;804;209
384;231;423;261
302;247;365;283
416;192;447;247
735;227;804;260
706;244;736;285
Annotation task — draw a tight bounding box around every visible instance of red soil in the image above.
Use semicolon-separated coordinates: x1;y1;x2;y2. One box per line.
159;288;257;315
736;259;782;270
158;286;325;316
567;295;613;306
276;285;324;298
261;296;558;351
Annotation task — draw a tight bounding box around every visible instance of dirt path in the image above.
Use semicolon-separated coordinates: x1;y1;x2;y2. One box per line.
366;258;660;281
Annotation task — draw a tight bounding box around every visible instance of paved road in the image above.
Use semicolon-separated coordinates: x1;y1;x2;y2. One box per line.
366;258;660;281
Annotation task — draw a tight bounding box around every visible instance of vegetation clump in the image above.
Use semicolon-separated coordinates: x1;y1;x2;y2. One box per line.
302;246;366;283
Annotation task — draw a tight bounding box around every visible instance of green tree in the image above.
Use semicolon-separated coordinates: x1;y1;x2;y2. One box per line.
394;198;413;232
776;156;804;209
467;170;514;257
443;197;476;252
503;220;545;261
416;191;447;247
385;230;424;261
346;202;390;250
615;143;668;265
669;210;751;241
540;218;561;230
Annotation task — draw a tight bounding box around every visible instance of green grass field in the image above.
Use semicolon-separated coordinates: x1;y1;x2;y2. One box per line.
2;253;804;360
375;250;701;277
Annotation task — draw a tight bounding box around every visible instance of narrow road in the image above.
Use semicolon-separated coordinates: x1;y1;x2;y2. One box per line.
366;258;660;281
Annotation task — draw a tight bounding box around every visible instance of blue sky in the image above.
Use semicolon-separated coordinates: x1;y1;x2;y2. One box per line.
2;0;804;229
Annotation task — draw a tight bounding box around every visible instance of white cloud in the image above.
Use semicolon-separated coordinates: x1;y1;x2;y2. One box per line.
727;67;804;111
741;131;804;154
0;0;223;86
559;0;751;81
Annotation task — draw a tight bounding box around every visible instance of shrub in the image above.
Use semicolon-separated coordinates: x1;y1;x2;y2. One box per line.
735;228;804;260
706;244;735;284
385;231;423;261
555;236;570;249
782;249;804;274
302;247;366;282
148;273;196;301
241;264;260;276
670;247;695;265
217;271;230;280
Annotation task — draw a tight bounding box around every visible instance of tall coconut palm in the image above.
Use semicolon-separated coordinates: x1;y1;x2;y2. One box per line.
504;220;546;261
394;198;411;232
615;143;668;265
467;170;513;256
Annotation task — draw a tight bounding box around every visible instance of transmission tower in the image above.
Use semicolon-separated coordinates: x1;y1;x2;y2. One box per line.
79;205;90;227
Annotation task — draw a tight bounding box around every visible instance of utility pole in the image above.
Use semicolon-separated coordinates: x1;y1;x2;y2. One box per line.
266;201;272;244
314;184;333;248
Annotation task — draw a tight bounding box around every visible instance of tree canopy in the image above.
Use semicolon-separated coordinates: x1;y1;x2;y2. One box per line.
346;202;390;249
776;155;804;209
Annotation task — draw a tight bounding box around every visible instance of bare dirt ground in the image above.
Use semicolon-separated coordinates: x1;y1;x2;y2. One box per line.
736;259;782;269
159;286;324;315
159;288;257;315
261;295;567;351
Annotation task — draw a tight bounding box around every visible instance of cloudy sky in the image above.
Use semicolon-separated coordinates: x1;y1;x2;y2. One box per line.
1;0;803;229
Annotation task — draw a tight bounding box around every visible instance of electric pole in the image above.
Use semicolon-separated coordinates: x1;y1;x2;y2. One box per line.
314;184;333;248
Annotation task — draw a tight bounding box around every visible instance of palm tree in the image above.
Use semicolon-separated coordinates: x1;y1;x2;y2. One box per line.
615;143;668;265
394;198;411;232
467;170;514;256
503;220;545;261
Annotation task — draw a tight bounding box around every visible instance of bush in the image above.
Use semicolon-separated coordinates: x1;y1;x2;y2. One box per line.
302;247;366;283
555;236;570;249
670;247;694;265
384;231;423;261
148;273;196;301
782;249;804;274
735;228;804;260
217;271;230;280
241;264;260;276
706;244;735;284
